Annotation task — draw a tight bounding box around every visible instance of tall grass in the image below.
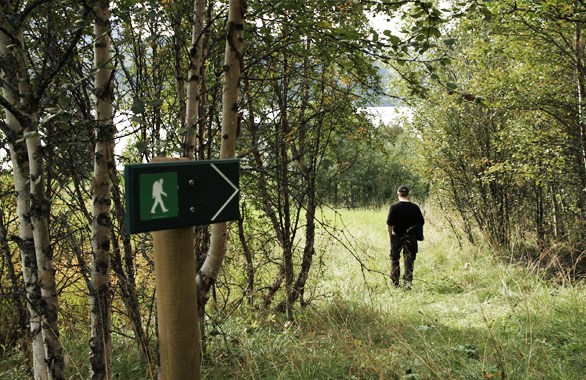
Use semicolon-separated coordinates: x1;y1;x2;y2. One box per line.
201;206;585;379
1;206;584;379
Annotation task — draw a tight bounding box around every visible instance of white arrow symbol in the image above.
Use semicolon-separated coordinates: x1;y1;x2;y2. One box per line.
210;163;239;222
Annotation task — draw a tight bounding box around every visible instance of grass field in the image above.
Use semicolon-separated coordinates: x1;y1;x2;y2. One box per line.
201;206;586;379
1;206;584;379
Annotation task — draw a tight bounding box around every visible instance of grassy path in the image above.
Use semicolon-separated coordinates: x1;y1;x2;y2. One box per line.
1;207;584;379
206;207;586;379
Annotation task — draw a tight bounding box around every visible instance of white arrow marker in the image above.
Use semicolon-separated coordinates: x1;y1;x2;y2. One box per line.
211;163;239;221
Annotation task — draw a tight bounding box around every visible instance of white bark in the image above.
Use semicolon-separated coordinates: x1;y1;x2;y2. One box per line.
1;92;48;380
1;5;63;379
26;116;65;380
90;0;114;378
575;21;586;185
182;0;206;158
198;0;245;286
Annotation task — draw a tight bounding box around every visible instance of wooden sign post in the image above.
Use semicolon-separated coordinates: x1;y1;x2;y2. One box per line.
153;226;200;380
124;157;240;379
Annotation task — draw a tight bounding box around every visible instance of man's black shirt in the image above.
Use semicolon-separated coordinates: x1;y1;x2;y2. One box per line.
386;201;425;237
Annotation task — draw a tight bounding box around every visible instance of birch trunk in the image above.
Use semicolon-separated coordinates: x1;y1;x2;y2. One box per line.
26;110;65;380
277;55;294;319
3;130;47;380
182;0;206;158
22;70;64;377
1;28;46;380
574;20;586;208
90;1;114;378
1;7;63;378
197;0;246;298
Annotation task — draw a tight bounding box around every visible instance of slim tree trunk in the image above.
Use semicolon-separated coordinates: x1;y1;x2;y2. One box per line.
277;47;317;310
173;11;186;137
197;4;213;161
278;128;294;320
26;108;65;380
90;0;115;378
244;78;289;309
1;24;47;378
246;78;285;245
273;50;296;319
182;0;206;158
5;140;47;379
237;207;254;304
574;20;586;210
1;7;64;378
197;0;246;312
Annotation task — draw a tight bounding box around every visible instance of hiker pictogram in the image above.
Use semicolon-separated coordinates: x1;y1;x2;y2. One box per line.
138;171;179;222
151;178;169;214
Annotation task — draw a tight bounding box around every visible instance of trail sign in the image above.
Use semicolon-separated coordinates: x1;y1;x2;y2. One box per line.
124;159;239;233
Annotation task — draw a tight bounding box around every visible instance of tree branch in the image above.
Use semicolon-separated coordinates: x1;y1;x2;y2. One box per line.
33;8;92;103
0;94;31;130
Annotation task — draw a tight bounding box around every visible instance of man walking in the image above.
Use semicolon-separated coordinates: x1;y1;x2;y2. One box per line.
386;185;425;289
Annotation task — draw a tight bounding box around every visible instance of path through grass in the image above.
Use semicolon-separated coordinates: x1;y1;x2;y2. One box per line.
203;206;586;379
1;207;583;379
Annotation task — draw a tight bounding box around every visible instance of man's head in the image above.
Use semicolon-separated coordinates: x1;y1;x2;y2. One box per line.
397;185;409;199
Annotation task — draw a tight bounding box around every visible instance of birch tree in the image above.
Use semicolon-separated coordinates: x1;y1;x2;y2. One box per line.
23;53;65;380
90;0;115;378
181;0;206;159
0;24;48;377
238;0;383;315
197;0;246;311
0;0;79;377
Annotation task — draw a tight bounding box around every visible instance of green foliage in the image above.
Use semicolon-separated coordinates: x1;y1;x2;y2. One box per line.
2;207;585;379
201;207;586;379
403;0;586;259
317;113;428;208
3;0;585;378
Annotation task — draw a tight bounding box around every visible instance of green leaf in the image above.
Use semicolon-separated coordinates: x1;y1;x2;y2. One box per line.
389;34;401;46
440;57;452;66
447;82;458;90
149;98;164;108
131;98;145;114
430;28;442;38
130;116;146;125
135;140;148;154
443;38;456;46
480;6;493;21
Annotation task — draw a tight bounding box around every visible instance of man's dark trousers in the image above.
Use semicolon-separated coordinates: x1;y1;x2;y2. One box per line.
390;234;417;287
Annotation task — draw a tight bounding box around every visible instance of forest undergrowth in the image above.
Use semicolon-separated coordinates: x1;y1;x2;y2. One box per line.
1;207;584;379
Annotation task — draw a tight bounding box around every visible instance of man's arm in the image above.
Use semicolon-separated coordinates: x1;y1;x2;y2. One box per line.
388;224;393;238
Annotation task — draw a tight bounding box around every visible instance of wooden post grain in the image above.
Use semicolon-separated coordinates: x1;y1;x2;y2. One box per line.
151;158;200;379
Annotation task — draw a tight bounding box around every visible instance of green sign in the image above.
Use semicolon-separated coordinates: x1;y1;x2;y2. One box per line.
124;159;240;234
139;172;179;221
